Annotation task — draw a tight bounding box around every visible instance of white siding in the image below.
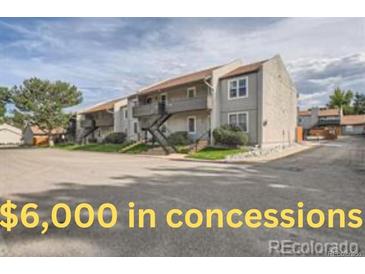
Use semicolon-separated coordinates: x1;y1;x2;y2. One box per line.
0;124;22;144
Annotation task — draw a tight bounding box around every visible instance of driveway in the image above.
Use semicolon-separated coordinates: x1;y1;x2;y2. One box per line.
0;136;364;256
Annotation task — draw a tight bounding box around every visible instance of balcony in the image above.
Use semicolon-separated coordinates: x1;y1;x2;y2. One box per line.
133;96;210;118
318;118;340;126
80;119;95;128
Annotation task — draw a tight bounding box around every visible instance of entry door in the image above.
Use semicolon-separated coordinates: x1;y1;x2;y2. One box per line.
160;93;167;104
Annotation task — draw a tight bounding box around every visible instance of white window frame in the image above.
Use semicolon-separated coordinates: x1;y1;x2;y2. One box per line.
124;108;128;119
187;87;197;98
187;116;196;134
228;76;249;100
228;111;249;133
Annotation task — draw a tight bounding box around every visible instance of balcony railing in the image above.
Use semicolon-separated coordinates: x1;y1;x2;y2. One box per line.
81;119;113;128
133;96;210;118
318;118;340;126
80;119;95;128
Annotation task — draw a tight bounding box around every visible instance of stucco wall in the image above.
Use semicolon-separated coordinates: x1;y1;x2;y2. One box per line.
218;72;259;144
299;116;315;130
114;98;128;133
127;96;141;141
261;55;298;147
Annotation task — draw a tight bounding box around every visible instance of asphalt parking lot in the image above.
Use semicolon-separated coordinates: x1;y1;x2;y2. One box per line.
0;136;364;256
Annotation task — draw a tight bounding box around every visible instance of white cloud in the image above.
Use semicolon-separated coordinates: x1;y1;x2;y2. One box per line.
0;18;364;110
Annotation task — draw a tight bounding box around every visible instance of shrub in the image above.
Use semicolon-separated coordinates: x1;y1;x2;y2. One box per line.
103;132;127;144
213;125;248;147
88;137;98;144
167;131;192;146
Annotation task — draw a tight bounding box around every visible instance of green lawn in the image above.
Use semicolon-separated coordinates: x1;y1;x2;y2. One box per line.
122;143;154;154
188;146;247;160
175;145;190;154
54;143;131;153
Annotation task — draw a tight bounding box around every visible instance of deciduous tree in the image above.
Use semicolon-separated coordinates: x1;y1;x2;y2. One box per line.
353;92;365;114
0;87;10;123
11;78;82;146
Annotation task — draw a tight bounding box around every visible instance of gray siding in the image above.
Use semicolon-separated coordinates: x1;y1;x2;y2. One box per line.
23;126;34;145
218;72;259;144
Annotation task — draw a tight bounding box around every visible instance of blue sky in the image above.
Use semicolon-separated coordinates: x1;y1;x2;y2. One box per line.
0;18;364;111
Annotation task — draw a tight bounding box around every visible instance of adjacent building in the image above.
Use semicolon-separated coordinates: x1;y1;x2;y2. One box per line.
0;123;22;145
23;125;65;145
77;98;122;143
298;107;365;136
341;115;365;135
298;108;342;136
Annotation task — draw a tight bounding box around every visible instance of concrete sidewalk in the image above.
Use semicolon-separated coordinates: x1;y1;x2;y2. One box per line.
146;142;318;164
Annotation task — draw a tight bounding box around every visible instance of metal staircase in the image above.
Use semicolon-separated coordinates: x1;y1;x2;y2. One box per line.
77;119;98;144
140;103;177;154
133;97;211;155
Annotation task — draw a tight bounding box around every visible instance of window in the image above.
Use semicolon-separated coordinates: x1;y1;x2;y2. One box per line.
187;87;196;98
124;109;128;119
228;77;248;99
133;122;138;134
187;116;196;134
228;112;248;132
146;97;152;104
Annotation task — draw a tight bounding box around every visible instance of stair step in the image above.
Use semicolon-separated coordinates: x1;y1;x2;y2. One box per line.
119;141;144;153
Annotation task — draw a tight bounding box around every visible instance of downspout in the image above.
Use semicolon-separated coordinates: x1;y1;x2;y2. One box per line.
204;76;214;91
203;76;214;144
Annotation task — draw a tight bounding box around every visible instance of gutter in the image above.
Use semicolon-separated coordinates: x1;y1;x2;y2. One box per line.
203;76;214;93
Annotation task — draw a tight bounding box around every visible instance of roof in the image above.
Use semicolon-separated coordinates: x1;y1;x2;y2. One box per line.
299;108;340;117
341;115;365;125
138;65;222;95
221;60;267;79
138;59;269;95
29;125;65;135
319;108;340;117
298;110;311;116
80;98;123;114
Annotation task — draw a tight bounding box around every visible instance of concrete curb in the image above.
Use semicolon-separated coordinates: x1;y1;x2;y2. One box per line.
170;144;320;165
